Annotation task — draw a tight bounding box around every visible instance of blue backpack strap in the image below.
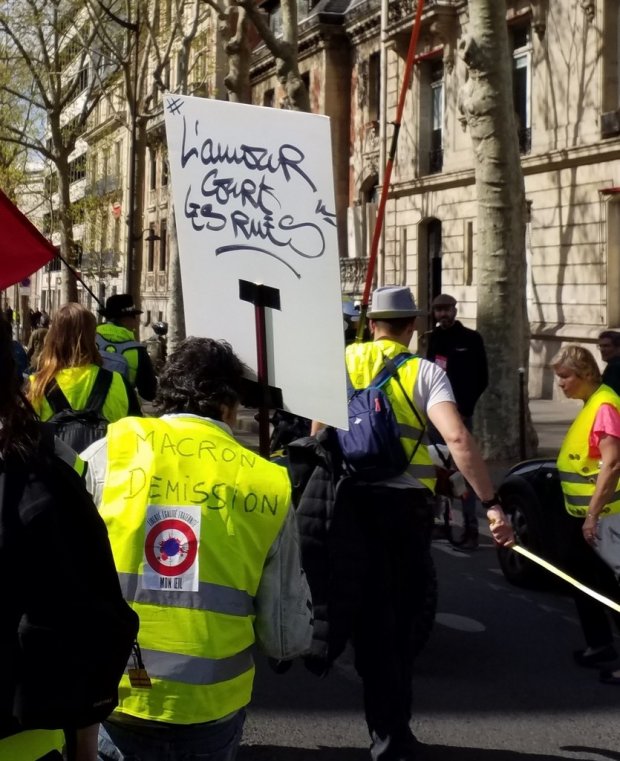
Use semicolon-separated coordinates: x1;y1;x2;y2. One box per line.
371;352;415;389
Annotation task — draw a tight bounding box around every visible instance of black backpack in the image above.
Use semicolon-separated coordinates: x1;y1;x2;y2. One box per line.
0;431;139;732
45;368;113;452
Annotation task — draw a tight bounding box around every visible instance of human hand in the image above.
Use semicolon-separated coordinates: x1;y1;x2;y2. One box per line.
582;514;598;545
487;507;515;547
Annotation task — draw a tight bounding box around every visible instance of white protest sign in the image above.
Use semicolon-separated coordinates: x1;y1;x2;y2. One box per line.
164;95;348;429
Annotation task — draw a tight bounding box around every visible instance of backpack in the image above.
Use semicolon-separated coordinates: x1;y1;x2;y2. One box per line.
45;368;113;452
95;335;141;381
337;352;418;482
0;431;139;731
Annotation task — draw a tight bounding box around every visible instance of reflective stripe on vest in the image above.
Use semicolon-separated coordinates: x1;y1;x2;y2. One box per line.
100;416;291;724
345;340;437;491
557;384;620;517
140;645;254;685
118;572;255;615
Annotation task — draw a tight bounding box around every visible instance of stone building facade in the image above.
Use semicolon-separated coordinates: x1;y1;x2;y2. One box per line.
251;0;620;397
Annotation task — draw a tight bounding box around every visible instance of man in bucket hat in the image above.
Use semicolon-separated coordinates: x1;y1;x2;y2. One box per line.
317;285;513;761
96;294;157;402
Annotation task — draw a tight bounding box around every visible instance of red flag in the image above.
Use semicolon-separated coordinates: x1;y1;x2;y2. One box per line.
0;188;57;290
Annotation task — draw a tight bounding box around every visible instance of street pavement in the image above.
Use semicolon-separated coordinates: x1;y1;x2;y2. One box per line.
232;398;620;760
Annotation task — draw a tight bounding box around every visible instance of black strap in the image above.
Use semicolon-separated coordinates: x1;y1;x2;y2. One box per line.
383;356;452;469
45;384;71;415
378;353;426;466
45;369;113;416
84;368;113;413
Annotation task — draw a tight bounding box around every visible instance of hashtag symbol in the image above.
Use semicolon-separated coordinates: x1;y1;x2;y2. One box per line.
167;97;183;115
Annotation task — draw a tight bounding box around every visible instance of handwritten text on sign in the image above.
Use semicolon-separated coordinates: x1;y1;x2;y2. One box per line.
164;97;348;429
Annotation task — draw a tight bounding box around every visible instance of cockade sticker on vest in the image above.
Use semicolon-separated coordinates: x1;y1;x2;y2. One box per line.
143;505;201;592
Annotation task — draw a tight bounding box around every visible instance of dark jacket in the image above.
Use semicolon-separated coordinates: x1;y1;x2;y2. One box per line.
602;357;620;396
287;431;359;671
426;320;488;417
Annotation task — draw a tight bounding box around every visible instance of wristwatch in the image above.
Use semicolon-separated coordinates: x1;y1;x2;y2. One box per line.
481;494;501;510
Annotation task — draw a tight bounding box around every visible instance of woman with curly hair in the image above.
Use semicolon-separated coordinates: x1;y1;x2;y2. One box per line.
28;303;140;432
81;337;312;761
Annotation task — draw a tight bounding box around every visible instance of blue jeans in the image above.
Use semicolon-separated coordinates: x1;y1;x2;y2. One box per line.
97;710;245;761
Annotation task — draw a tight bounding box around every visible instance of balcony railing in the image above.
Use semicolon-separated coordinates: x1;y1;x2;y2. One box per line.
340;257;370;296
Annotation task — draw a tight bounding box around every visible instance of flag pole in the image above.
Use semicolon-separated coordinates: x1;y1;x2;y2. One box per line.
54;250;104;308
356;0;426;342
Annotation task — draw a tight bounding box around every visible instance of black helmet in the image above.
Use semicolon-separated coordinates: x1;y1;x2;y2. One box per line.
152;321;168;336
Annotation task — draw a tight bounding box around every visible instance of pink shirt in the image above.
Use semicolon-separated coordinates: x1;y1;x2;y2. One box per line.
589;403;620;458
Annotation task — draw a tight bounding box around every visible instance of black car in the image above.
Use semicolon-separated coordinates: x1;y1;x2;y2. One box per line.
497;458;573;588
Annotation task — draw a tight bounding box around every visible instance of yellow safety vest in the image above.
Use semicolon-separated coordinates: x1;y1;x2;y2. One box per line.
96;324;141;386
99;416;291;724
557;384;620;517
345;339;437;492
0;729;63;761
32;365;130;424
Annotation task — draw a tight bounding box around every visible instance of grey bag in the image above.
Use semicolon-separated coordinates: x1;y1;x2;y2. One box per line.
594;513;620;578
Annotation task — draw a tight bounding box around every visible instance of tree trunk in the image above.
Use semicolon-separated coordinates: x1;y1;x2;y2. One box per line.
458;0;537;459
56;159;79;305
278;0;309;111
223;4;252;103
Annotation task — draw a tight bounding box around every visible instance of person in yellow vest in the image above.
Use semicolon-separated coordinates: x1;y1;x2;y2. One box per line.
314;286;513;761
27;303;140;424
81;337;313;760
96;294;158;402
552;344;620;683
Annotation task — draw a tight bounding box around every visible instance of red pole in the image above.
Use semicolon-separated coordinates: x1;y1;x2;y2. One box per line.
356;0;426;341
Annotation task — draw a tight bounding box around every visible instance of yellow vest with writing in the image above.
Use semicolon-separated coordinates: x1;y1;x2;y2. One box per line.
557;384;620;517
99;416;291;723
345;339;437;491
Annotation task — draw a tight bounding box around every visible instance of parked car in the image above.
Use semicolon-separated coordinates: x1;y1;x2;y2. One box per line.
497;458;573;588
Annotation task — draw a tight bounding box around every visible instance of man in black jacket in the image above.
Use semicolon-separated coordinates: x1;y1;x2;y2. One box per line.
597;330;620;395
426;293;488;549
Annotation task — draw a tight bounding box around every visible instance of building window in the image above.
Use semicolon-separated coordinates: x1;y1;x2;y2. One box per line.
74;66;89;94
159;219;167;271
150;148;157;191
607;200;620;327
68;154;86;184
301;71;310;96
161;155;168;186
368;51;381;123
263;89;275;108
511;23;532;154
147;224;156;272
429;60;444;173
601;0;620;137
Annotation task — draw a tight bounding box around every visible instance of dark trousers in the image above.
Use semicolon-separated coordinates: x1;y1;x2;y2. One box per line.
330;483;432;760
558;513;620;648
